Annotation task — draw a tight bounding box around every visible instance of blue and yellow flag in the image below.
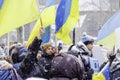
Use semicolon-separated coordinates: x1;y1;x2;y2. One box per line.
0;0;40;37
27;0;56;46
55;0;79;44
41;0;56;27
41;26;50;44
0;0;4;9
92;62;110;80
97;10;120;49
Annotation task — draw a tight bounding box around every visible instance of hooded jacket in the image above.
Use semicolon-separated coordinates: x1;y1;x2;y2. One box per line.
69;41;94;79
50;53;84;80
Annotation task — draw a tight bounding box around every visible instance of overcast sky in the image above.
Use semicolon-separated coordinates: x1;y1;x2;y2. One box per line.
80;0;111;11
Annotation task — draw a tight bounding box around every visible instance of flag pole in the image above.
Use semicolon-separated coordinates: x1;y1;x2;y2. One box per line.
97;62;109;76
73;0;80;45
35;0;43;27
73;28;75;45
73;20;80;45
35;0;44;37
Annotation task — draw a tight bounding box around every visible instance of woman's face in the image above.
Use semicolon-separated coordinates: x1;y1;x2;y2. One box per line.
46;47;53;55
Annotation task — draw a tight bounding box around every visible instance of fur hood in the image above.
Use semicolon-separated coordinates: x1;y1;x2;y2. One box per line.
76;41;92;56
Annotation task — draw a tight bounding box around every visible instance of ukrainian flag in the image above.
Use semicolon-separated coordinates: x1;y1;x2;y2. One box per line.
41;0;56;27
92;62;110;80
0;0;4;9
0;0;40;37
41;26;50;44
27;0;56;46
97;10;120;49
55;0;79;44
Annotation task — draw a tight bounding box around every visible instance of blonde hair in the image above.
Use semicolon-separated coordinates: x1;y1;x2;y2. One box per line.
42;43;52;51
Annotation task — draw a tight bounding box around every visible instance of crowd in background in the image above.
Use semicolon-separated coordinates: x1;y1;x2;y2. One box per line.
0;28;120;80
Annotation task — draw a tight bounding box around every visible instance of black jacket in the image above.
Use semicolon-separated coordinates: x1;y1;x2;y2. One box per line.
110;50;120;80
38;53;54;79
68;42;94;80
18;37;43;79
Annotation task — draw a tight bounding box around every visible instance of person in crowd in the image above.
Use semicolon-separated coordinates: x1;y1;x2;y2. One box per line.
107;48;120;80
57;41;63;53
18;37;43;79
38;43;55;79
49;50;84;80
18;27;55;79
0;47;13;69
9;44;28;64
68;33;96;80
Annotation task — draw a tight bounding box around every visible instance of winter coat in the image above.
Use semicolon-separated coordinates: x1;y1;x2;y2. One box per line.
19;37;55;79
37;52;54;79
110;70;120;80
18;52;46;79
28;37;42;52
18;37;44;79
110;50;120;80
50;53;84;80
69;41;94;79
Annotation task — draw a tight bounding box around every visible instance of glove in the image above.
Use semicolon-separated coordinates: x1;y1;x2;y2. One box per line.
87;68;94;79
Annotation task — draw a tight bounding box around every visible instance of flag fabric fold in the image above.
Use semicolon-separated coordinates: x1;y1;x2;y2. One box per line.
97;10;120;49
41;26;50;44
92;62;110;80
27;19;42;47
0;68;23;80
0;0;40;37
41;0;56;27
27;0;56;46
0;0;4;9
55;0;79;44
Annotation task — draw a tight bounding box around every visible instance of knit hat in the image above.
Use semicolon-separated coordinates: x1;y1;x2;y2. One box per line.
18;48;28;56
82;35;94;43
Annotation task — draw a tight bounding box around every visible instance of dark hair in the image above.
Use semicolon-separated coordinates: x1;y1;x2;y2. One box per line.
83;40;94;45
10;46;27;64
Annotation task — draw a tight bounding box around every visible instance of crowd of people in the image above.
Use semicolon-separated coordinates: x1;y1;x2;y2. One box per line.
0;28;120;80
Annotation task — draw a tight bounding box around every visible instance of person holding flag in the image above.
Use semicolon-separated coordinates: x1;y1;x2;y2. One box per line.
92;46;120;80
18;27;56;79
109;49;120;80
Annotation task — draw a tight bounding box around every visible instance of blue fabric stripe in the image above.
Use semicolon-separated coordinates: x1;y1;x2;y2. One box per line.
0;0;4;9
41;0;55;44
102;64;110;80
41;26;50;44
97;10;120;41
0;68;23;80
55;0;72;33
45;0;55;8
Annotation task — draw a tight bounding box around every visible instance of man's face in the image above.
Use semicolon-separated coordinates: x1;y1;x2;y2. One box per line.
86;43;94;51
46;47;53;55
